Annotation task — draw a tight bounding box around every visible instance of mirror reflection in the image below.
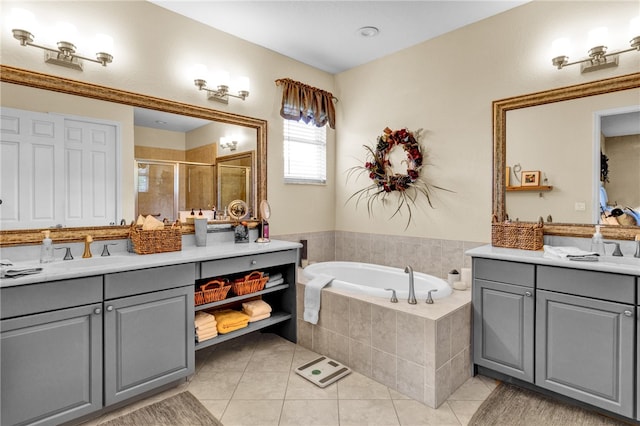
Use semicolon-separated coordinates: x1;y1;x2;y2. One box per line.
504;87;640;227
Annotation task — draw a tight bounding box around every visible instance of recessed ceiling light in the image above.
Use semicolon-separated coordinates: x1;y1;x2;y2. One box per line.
155;120;168;125
357;26;379;38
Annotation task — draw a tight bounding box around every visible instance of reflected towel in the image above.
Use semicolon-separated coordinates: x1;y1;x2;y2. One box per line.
265;278;284;289
303;274;334;325
242;300;272;317
213;309;250;334
543;245;599;260
248;312;271;322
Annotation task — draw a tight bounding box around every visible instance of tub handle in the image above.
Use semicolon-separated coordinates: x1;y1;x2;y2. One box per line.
426;289;438;304
384;288;398;303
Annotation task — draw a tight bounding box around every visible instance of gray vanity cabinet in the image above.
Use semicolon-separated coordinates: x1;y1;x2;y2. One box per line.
472;258;535;382
1;277;103;426
104;264;195;405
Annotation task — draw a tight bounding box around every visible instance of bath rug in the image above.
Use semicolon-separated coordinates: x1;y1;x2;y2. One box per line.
101;391;222;425
296;356;351;388
468;382;626;426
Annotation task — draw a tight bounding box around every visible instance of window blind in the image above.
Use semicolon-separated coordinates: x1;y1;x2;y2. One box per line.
283;119;326;184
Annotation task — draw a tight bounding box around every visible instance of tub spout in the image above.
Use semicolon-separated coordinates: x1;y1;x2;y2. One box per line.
404;265;417;304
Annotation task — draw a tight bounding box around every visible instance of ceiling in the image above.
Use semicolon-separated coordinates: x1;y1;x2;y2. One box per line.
149;0;531;74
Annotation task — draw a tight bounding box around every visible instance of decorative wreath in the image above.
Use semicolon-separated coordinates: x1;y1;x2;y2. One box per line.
347;127;449;229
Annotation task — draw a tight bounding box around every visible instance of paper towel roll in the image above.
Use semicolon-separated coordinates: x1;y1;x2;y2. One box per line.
461;268;472;285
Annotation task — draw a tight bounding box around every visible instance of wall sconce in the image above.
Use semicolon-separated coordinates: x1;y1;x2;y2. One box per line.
551;17;640;73
10;8;114;71
192;65;249;104
220;137;238;151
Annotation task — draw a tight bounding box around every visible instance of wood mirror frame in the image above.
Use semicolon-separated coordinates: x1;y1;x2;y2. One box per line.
0;65;267;247
493;72;640;240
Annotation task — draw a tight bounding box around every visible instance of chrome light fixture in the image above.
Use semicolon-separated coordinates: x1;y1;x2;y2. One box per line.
551;18;640;73
10;8;114;71
220;137;238;151
193;65;249;104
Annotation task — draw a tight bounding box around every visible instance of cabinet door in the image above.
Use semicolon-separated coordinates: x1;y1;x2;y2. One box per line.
1;304;103;426
536;290;634;417
104;286;194;405
473;279;534;382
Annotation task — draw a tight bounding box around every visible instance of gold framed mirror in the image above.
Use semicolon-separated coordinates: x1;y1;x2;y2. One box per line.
0;65;267;246
493;72;640;240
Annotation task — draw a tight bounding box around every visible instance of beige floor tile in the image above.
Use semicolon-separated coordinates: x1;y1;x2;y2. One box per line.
198;399;229;420
279;399;340;426
285;370;338;399
476;374;500;391
448;400;484;426
338;371;392;399
393;399;461;425
220;399;283;426
338;399;400;426
389;388;411;400
245;347;294;372
188;370;243;400
291;345;324;368
447;377;492;401
201;345;255;372
233;371;289;399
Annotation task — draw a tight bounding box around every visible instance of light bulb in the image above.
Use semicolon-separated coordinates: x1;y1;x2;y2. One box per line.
551;37;570;58
630;16;640;39
192;64;208;80
10;8;37;32
587;27;609;48
235;76;250;92
55;21;78;43
215;70;230;87
94;33;113;53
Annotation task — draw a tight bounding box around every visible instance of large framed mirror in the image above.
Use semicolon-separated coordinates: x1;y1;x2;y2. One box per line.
0;65;267;246
493;72;640;240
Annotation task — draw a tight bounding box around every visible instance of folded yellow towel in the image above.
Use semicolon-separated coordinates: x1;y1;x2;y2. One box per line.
242;300;272;317
213;309;250;334
248;312;271;323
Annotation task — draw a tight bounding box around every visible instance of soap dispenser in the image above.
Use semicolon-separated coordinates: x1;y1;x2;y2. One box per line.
590;225;605;256
40;230;54;263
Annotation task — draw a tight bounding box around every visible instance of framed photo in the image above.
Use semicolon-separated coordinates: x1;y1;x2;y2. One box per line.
521;170;541;187
505;166;511;187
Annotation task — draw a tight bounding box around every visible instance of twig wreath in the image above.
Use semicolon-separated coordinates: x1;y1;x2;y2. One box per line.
347;127;449;228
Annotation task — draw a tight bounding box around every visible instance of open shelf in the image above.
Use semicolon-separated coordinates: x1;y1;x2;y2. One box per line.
195;311;293;350
506;185;553;192
194;283;289;312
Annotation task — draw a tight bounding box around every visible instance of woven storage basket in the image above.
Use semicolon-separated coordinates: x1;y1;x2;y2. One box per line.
194;279;231;306
231;271;268;296
129;222;182;254
492;217;544;251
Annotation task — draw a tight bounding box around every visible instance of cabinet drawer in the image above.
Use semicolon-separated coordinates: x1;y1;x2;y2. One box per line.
105;263;196;299
538;266;634;304
473;258;534;287
201;249;297;278
1;276;102;319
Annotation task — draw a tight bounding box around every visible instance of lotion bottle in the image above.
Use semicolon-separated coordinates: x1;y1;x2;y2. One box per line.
590;225;605;256
40;230;54;263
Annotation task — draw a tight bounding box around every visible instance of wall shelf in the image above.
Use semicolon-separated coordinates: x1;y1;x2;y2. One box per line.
506;185;553;192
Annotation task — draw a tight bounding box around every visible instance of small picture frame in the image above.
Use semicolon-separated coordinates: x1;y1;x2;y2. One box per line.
521;170;541;187
505;166;511;187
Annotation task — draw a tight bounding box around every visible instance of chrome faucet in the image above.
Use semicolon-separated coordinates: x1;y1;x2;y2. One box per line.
404;265;417;304
635;235;640;258
604;241;623;257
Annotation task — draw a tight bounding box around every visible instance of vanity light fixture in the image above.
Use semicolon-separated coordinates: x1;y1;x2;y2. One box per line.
10;8;114;71
193;65;250;104
551;18;640;73
220;137;238;151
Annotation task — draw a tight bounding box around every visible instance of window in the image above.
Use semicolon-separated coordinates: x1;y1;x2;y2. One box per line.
283;119;326;184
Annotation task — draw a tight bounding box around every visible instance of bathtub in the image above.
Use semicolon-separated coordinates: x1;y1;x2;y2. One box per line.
303;261;452;300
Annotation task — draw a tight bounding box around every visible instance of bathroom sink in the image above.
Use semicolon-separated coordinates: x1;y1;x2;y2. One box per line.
598;256;640;267
43;255;130;270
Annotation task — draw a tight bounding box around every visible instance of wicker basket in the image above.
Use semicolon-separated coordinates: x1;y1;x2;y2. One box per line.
492;217;544;251
194;279;231;306
129;222;182;254
231;271;268;296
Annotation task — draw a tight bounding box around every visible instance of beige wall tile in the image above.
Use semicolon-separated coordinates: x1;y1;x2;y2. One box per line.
349;298;371;345
435;362;452;407
451;304;471;356
371;305;397;354
397;311;425;365
396;358;425;402
349;338;372;376
435;315;452;369
297;319;313;349
372;348;397;389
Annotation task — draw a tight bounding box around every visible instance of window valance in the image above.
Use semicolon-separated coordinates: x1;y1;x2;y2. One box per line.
275;78;336;129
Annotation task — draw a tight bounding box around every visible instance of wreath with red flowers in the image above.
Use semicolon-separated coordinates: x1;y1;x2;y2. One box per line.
347;127;449;228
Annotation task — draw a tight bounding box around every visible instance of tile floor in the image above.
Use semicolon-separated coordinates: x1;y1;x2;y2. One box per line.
83;332;499;426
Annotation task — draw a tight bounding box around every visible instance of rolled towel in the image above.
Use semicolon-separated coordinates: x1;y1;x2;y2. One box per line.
242;300;272;317
248;312;271;322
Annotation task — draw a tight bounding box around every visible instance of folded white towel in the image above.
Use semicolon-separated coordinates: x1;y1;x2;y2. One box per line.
543;245;599;259
265;277;284;288
303;274;334;325
267;272;283;282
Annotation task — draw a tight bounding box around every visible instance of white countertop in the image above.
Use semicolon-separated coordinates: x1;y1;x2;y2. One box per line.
1;240;302;288
467;245;640;276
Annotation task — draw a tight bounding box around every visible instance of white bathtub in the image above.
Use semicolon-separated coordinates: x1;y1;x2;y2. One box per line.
303;261;452;300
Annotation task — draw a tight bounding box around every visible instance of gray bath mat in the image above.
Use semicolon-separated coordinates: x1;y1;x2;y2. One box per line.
468;383;626;425
101;391;222;425
296;356;351;388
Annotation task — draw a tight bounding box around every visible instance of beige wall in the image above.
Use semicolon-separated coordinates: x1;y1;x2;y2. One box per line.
2;1;638;242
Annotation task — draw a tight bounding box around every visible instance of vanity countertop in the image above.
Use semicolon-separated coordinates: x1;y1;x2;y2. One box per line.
467;245;640;276
1;240;302;288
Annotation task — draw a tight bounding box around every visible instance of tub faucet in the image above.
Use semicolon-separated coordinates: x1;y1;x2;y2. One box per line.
82;235;93;258
634;235;640;258
404;265;417;304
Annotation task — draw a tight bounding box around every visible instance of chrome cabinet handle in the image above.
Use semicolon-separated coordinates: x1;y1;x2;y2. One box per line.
94;308;101;315
106;305;114;312
524;291;532;297
624;310;633;317
251;260;257;265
